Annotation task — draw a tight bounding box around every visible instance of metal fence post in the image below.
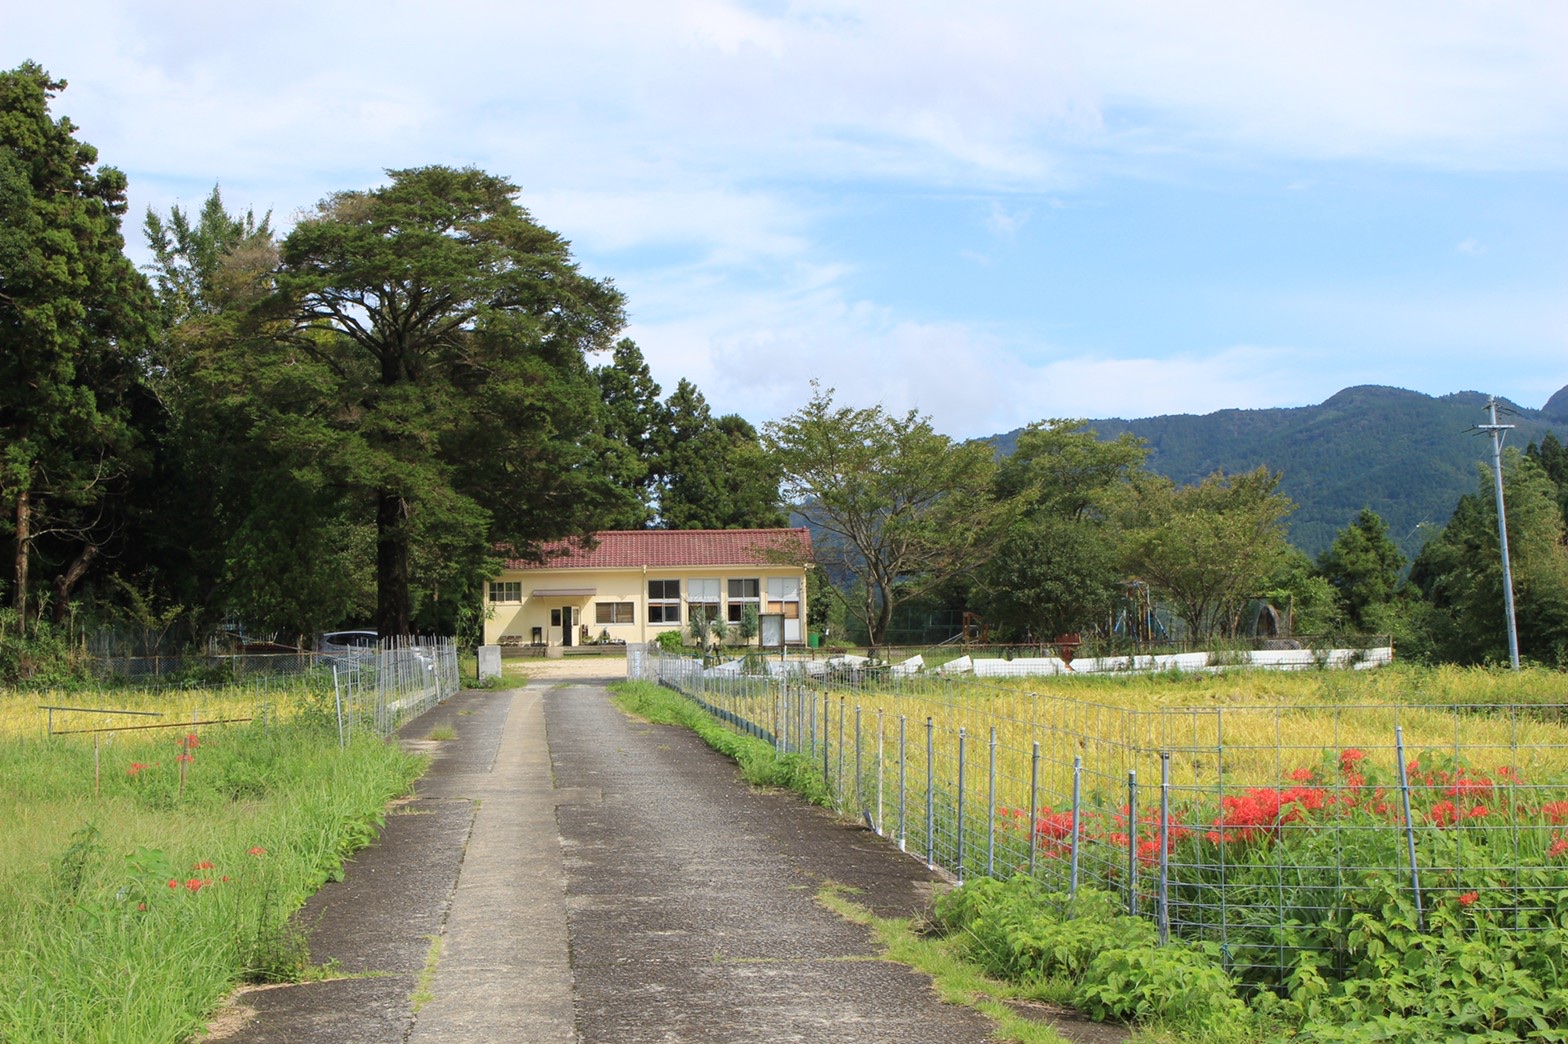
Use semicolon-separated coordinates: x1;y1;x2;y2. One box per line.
333;664;345;750
1070;755;1083;898
1158;752;1171;945
837;697;846;803
1127;770;1138;916
987;726;997;878
854;704;863;812
957;727;968;884
876;708;885;836
1028;741;1040;876
898;714;908;852
926;716;935;869
1395;726;1426;931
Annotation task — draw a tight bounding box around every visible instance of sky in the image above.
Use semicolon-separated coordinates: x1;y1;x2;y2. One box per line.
7;1;1567;439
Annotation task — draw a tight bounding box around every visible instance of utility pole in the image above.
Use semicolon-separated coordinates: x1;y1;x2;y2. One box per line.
1478;397;1521;671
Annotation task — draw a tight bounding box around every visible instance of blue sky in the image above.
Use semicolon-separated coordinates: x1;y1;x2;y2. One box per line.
8;1;1566;438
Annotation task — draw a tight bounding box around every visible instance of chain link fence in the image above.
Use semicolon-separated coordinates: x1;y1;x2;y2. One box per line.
633;644;1568;987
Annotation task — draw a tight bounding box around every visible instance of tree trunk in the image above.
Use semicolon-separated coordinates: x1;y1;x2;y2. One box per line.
376;489;412;638
52;543;100;626
13;489;29;625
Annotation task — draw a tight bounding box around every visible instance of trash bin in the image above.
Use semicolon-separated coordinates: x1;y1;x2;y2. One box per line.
808;632;820;648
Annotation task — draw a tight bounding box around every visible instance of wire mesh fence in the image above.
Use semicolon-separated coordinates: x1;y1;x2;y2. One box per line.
22;638;462;747
633;644;1568;988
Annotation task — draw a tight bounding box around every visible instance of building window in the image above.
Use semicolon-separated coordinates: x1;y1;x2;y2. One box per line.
727;577;760;623
596;602;635;624
489;581;522;603
766;576;802;619
649;578;681;624
687;578;721;622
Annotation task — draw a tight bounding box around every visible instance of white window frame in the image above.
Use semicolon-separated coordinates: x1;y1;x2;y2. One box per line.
687;578;721;622
648;578;682;625
726;577;760;623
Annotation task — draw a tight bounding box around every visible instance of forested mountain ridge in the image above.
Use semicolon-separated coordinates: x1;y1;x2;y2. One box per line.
991;384;1568;560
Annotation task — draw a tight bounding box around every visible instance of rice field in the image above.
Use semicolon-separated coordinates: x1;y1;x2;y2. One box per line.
648;655;1568;985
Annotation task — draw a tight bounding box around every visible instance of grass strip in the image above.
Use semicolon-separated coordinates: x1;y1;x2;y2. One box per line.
610;680;831;804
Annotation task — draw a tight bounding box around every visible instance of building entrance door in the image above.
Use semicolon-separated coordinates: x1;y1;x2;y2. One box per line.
560;606;574;646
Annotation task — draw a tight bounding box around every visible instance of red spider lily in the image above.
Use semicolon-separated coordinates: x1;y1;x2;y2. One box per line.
1467;804;1491;820
178;733;200;750
248;846;267;857
167;879;179;889
1209;786;1329;845
127;762;154;777
1340;749;1366;773
185;878;212;892
1542;801;1568;824
1428;801;1460;828
1288;767;1314;782
1445;775;1495;801
176;753;194;764
193;860;214;870
1458;890;1479;906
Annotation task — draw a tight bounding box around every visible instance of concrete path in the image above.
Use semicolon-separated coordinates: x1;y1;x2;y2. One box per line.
209;677;1003;1042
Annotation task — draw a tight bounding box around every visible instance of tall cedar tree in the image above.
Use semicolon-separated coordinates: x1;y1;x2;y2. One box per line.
0;63;155;626
1317;508;1406;633
594;339;666;528
139;189;376;639
1410;453;1568;666
268;166;634;636
659;380;785;529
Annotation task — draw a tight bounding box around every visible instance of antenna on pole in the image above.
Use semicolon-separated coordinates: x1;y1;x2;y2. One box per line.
1475;396;1521;671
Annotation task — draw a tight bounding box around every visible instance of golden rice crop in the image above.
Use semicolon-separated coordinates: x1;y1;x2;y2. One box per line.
775;663;1568;819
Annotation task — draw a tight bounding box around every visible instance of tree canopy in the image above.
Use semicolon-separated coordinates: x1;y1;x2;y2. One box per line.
765;383;1006;648
0;63;155;627
255;165;635;636
1119;467;1295;641
975;420;1146;640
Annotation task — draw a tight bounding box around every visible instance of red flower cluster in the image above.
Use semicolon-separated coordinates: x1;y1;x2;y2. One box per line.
1207;785;1328;845
1458;890;1479;906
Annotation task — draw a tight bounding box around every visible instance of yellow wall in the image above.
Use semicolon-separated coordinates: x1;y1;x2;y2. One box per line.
482;564;808;647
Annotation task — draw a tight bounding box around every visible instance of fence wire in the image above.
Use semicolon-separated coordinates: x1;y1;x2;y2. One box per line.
634;645;1568;987
44;638;462;747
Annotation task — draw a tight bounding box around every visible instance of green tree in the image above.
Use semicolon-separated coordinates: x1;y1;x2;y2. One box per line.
137;187;373;641
764;383;1006;648
1409;452;1568;666
264;165;635;636
976;420;1147;640
594;339;666;528
0;63;156;627
658;380;784;530
1119;467;1295;641
1316;508;1406;633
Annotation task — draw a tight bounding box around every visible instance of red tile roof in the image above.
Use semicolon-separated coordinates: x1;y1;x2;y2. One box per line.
505;529;812;571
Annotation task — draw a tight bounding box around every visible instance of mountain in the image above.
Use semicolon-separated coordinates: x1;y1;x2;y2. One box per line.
990;384;1568;560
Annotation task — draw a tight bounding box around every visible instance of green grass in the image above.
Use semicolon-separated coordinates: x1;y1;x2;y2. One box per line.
0;720;424;1042
611;680;831;803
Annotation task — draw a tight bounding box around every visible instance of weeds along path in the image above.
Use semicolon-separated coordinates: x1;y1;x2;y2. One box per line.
542;680;996;1043
211;681;1003;1042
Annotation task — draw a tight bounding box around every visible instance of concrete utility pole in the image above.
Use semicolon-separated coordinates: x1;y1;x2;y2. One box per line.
1478;397;1521;671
